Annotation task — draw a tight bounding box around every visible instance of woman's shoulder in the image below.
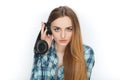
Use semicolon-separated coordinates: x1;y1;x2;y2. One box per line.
83;44;94;55
82;44;95;67
83;44;95;80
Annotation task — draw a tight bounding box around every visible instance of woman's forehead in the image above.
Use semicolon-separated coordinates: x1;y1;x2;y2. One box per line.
51;16;72;28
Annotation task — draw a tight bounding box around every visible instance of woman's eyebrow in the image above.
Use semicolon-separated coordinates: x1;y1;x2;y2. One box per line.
52;26;60;28
66;26;72;28
52;26;72;28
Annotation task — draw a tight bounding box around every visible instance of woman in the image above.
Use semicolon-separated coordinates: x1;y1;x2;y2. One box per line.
31;6;95;80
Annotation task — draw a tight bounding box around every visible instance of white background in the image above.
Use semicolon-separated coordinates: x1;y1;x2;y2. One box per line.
0;0;120;80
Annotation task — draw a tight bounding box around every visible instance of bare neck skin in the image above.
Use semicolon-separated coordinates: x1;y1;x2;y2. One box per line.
55;42;66;54
55;42;66;66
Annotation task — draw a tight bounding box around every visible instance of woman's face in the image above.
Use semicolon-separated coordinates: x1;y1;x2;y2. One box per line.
51;16;73;46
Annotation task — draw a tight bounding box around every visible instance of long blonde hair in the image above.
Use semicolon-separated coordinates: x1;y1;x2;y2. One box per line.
47;6;88;80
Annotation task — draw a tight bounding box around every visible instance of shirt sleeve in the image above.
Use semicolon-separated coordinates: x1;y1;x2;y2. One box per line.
30;54;40;80
30;53;49;80
83;45;95;80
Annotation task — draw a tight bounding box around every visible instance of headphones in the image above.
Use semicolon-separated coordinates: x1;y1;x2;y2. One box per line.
34;22;52;55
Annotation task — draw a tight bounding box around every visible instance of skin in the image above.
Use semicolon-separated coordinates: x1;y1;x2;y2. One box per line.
41;16;73;66
51;16;73;66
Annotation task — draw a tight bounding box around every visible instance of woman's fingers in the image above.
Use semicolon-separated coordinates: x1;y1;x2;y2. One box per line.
41;22;47;40
47;35;53;48
40;22;53;48
43;28;47;36
41;22;45;35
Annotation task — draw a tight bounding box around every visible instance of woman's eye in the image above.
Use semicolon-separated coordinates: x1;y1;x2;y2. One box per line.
66;27;72;32
54;28;60;32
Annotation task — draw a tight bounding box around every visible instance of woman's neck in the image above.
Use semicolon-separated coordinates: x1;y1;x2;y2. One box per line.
55;42;66;54
55;42;65;66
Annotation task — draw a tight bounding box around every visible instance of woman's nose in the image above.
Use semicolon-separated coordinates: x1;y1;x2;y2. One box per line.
61;30;65;38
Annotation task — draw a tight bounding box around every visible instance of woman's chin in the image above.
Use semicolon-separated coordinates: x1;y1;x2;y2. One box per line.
58;42;69;46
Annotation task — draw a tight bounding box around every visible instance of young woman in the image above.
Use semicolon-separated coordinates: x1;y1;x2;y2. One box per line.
31;6;95;80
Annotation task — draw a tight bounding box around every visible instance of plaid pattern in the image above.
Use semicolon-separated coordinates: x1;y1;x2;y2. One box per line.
30;40;95;80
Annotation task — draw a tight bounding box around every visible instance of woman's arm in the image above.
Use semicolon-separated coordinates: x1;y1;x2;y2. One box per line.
83;45;95;80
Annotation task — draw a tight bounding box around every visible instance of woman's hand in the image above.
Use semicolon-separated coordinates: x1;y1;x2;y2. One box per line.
41;22;53;49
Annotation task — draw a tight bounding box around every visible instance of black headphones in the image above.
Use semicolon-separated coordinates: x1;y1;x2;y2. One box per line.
34;22;52;55
33;22;52;79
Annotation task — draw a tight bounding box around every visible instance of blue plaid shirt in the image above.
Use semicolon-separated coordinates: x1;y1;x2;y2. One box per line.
30;40;95;80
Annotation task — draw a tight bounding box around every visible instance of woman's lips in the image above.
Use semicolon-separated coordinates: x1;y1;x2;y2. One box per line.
59;40;67;43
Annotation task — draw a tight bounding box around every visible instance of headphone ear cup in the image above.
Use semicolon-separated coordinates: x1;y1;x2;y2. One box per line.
36;40;48;54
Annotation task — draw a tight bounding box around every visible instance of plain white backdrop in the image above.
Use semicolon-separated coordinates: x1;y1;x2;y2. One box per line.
0;0;120;80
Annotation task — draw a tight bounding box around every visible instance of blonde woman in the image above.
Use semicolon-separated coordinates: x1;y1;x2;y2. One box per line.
31;6;95;80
